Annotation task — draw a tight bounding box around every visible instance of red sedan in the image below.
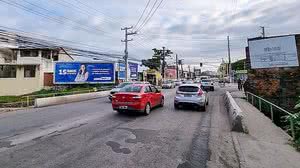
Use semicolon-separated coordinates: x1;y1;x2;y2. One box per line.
112;84;164;115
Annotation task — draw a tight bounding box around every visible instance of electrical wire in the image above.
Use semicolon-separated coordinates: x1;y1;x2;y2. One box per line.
137;0;164;32
0;0;116;38
133;0;152;29
0;30;141;61
135;0;159;32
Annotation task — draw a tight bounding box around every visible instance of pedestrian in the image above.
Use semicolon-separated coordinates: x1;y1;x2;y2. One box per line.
238;78;242;91
241;79;244;91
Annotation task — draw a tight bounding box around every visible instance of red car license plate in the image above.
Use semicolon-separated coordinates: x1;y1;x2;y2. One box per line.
119;106;128;109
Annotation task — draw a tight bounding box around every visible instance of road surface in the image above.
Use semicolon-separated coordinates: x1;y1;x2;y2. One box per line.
0;86;234;168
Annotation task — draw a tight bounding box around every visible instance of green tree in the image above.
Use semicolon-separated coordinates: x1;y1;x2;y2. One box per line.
232;59;246;71
141;49;162;71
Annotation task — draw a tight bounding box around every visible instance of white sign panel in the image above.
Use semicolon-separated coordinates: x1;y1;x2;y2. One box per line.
249;36;299;69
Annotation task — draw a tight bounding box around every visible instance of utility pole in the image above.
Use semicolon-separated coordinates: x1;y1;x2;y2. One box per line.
162;46;166;80
260;26;265;38
121;26;136;81
176;54;179;80
188;65;191;79
178;59;184;79
153;47;172;81
227;35;232;83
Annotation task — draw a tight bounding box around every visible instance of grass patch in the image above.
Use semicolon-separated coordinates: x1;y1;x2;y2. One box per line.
0;84;113;104
0;96;25;103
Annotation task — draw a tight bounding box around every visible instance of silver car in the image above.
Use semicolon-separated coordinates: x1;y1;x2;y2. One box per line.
174;84;209;111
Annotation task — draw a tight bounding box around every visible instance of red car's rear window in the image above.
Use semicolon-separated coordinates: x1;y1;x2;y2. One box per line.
119;85;142;93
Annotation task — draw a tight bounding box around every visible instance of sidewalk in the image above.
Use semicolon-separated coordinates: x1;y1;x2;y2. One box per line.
230;91;300;168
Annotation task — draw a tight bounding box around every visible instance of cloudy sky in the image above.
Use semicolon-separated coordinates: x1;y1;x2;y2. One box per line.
0;0;300;71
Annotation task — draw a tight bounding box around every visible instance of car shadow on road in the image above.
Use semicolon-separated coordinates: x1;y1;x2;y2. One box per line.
173;106;207;113
114;111;145;117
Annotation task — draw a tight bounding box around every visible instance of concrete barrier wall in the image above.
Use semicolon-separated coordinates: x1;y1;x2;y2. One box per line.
35;91;110;108
224;91;247;133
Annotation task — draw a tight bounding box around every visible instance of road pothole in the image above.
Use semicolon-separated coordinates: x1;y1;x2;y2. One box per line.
106;141;131;154
0;141;14;148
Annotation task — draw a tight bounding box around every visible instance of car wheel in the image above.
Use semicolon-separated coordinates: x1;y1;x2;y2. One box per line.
202;104;206;111
144;103;151;115
159;97;164;107
174;104;179;109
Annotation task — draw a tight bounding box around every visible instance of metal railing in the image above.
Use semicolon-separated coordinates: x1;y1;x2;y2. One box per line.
0;87;112;108
245;92;296;140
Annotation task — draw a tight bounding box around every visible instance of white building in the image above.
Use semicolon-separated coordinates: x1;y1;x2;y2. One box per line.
0;47;73;96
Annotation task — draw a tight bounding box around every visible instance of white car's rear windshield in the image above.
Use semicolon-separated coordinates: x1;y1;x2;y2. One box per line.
178;86;199;92
202;80;211;82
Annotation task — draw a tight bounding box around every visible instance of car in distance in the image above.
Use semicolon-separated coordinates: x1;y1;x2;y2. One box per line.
174;80;182;86
185;80;194;84
109;81;150;101
162;80;175;89
109;82;133;101
112;84;164;115
174;84;208;111
201;79;214;91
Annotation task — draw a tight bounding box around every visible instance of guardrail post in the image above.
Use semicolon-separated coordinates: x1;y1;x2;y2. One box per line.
246;92;249;102
290;118;295;140
270;105;274;122
26;96;29;107
259;98;262;111
251;94;254;105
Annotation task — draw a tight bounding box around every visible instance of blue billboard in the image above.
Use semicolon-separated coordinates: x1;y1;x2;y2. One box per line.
118;62;138;80
54;62;115;84
129;63;138;79
118;63;126;80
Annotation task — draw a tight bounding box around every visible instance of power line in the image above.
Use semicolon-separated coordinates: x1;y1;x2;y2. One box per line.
0;0;116;38
0;30;141;62
51;0;120;28
137;0;164;32
21;0;115;37
0;25;123;55
135;0;159;31
133;0;152;29
72;0;126;25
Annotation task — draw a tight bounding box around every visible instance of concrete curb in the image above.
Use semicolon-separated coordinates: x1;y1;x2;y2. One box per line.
224;91;247;133
35;91;110;108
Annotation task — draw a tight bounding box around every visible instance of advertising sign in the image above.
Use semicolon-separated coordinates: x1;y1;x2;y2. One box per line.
118;62;138;80
54;62;115;84
129;63;138;79
249;36;299;69
118;63;126;80
165;67;177;79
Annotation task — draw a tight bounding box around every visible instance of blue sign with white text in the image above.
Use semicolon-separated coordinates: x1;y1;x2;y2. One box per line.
129;63;138;79
54;62;115;84
118;63;126;80
118;62;138;80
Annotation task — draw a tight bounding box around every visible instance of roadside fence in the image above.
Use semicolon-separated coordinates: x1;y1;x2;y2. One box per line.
245;92;297;140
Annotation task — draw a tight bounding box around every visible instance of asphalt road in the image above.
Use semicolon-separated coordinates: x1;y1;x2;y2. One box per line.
0;86;226;168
